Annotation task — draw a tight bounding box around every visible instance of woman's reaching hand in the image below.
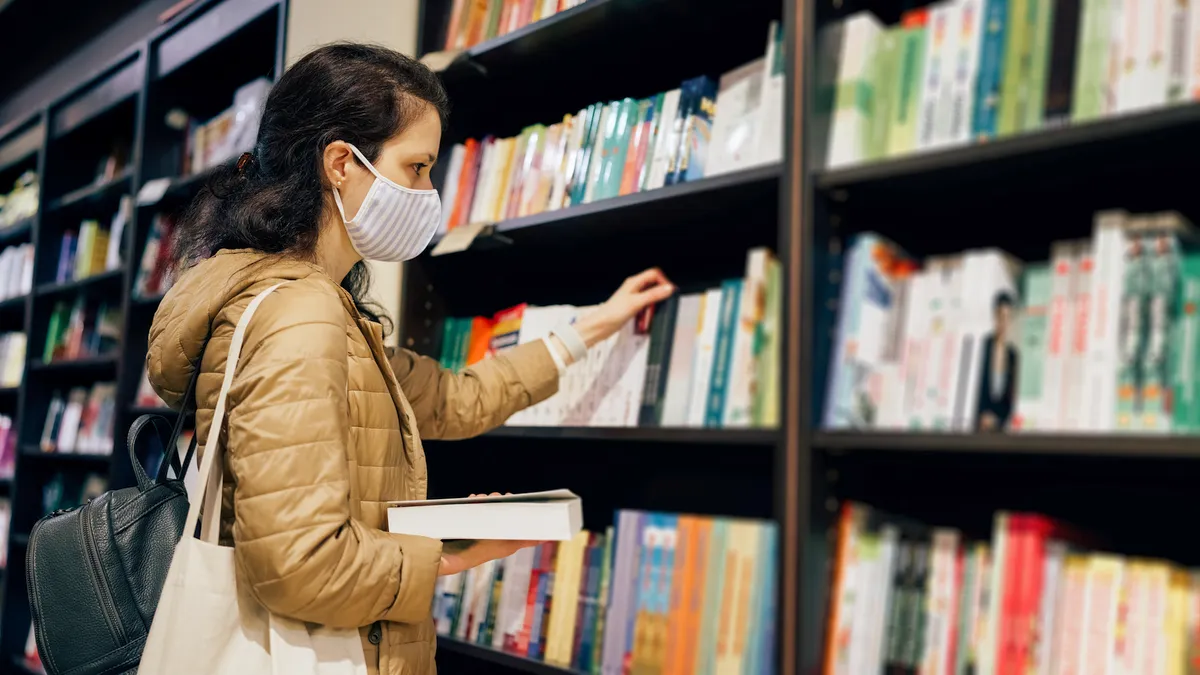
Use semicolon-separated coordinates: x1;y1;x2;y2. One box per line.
573;268;675;348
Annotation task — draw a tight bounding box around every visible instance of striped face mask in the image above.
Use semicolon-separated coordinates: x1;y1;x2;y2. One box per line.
332;143;441;262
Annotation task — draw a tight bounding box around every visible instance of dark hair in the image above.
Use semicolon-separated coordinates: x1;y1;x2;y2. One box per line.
993;291;1015;310
173;42;449;328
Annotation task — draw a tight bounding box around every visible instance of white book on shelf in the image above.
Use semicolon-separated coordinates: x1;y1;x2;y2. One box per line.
724;248;770;426
948;0;986;144
685;288;725;426
1107;0;1131;113
917;2;960;149
706;58;767;177
660;293;704;426
1041;242;1081;431
387;489;583;541
1062;242;1096;431
646;89;683;189
548;113;584;210
1082;210;1127;431
828;12;884;167
493;546;536;650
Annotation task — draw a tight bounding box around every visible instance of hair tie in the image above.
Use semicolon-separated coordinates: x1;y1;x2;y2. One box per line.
236;152;255;174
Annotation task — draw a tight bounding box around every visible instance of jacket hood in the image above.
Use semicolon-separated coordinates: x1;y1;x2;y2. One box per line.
146;250;330;408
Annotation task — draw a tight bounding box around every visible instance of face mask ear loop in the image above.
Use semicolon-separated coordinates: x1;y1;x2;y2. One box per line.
332;186;353;224
347;143;388;182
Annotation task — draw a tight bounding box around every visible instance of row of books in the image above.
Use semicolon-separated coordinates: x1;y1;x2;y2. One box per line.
54;196;129;284
180;78;270;177
0;333;26;388
442;0;589;51
42;298;121;364
0;243;33;301
825;502;1200;675
440;247;782;428
823;210;1200;434
0;171;37;229
817;0;1200;169
39;383;118;455
135;213;178;298
0;415;15;480
434;510;778;675
437;22;783;233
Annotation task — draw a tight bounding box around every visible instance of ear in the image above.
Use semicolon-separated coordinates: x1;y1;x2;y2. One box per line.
322;141;355;189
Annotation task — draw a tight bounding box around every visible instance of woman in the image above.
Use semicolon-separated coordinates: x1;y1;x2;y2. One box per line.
145;43;672;674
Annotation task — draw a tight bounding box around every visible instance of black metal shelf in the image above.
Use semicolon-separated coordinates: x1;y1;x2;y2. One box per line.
35;269;124;298
0;217;34;246
29;354;119;375
0;295;27;313
463;425;778;445
437;637;584;675
20;445;112;466
429;164;781;255
813;431;1200;458
48;169;134;212
816;102;1200;190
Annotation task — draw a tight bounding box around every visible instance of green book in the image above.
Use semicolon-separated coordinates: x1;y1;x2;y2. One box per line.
1172;253;1200;432
1023;0;1055;130
1014;264;1051;430
1070;0;1112;120
868;28;903;160
438;319;457;368
997;0;1033;135
600;98;638;199
887;27;928;156
484;0;504;40
43;303;64;363
704;279;742;427
1140;234;1180;432
590;526;615;675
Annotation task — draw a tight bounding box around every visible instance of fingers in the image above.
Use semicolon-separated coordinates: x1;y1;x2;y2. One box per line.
637;281;676;306
622;267;671;293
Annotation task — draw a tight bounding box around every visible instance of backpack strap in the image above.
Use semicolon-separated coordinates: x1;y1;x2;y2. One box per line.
182;282;288;545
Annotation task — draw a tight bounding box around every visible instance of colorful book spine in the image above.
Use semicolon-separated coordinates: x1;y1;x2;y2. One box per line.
704;279;743;428
996;0;1032;134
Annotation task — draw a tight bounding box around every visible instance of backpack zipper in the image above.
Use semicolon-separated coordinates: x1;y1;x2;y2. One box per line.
80;506;127;644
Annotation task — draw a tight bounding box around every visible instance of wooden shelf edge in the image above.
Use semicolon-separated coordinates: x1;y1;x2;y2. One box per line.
816;102;1200;189
437;636;585;675
813;431;1200;457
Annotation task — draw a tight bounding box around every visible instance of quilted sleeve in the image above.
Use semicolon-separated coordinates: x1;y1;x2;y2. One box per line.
390;340;560;440
226;277;442;627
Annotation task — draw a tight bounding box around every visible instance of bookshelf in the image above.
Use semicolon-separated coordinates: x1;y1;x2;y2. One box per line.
413;0;799;673
0;0;289;666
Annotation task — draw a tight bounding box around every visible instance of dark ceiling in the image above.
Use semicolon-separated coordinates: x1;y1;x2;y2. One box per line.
0;0;151;100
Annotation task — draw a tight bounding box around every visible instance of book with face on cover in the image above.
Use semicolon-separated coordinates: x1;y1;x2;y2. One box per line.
387;489;583;541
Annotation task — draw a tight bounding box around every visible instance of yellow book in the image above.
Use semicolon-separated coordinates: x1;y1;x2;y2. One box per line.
489;137;518;223
91;228;110;275
545;530;588;666
1167;567;1188;675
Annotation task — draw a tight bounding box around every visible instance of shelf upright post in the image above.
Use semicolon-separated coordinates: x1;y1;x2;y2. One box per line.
0;110;48;664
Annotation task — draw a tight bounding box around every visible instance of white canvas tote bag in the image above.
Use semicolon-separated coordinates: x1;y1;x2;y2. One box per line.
139;283;369;675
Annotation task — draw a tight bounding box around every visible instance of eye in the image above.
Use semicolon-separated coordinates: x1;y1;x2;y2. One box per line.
412;163;428;177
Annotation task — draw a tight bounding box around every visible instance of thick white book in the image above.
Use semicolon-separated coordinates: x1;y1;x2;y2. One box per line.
387;489;583;541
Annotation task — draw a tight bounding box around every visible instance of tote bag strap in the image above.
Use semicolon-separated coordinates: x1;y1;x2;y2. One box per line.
183;282;289;545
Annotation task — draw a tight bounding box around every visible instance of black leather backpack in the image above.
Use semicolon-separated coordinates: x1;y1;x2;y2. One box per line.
26;366;201;675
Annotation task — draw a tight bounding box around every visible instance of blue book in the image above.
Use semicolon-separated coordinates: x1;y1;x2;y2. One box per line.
663;80;697;186
705;279;743;427
528;571;551;658
971;0;1009;138
680;76;718;183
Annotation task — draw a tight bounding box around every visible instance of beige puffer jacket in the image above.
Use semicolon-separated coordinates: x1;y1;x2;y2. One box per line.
146;249;559;674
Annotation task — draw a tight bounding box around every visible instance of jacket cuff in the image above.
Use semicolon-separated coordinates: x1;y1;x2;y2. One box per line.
501;341;560;406
383;533;444;624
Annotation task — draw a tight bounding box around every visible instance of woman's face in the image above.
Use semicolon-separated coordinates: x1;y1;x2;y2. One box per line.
325;101;442;222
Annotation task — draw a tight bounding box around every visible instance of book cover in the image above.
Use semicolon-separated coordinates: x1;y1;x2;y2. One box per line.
705;279;743;427
888;27;930;155
1022;0;1055;130
996;0;1033;135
